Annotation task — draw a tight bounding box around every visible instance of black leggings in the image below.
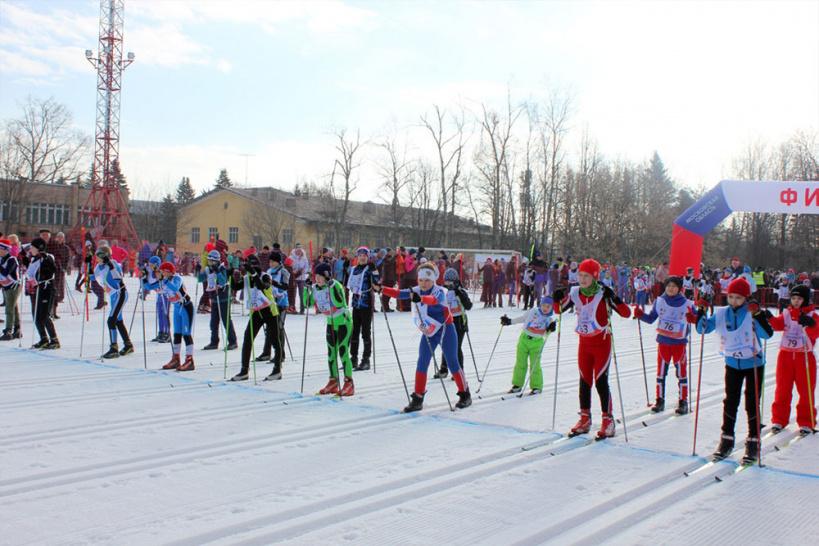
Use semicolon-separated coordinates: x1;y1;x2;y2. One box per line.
350;307;373;359
31;287;57;341
243;307;281;369
722;365;765;439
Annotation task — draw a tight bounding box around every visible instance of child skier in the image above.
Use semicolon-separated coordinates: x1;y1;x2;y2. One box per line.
500;295;557;395
347;246;380;371
436;268;474;378
0;238;22;341
143;256;171;343
633;269;649;308
767;284;818;435
694;277;773;463
261;250;290;367
26;238;60;349
228;254;282;382
374;262;471;412
633;276;694;414
775;275;791;314
143;262;196;371
552;258;631;439
93;244;134;358
304;262;355;395
682;267;697;300
196;249;238;350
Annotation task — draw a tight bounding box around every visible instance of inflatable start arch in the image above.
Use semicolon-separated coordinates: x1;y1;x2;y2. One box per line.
669;180;819;276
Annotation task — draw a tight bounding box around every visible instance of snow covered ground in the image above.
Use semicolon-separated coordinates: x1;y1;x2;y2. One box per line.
2;276;818;545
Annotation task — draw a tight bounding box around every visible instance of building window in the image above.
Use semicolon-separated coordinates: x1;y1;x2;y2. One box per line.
190;227;200;243
252;235;262;248
228;227;238;244
281;229;293;245
341;231;353;247
285;198;296;208
323;232;335;247
54;204;70;225
208;227;218;242
1;201;19;222
374;235;385;249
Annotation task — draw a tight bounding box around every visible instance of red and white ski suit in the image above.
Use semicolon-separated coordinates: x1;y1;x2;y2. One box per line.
768;305;819;430
556;286;631;415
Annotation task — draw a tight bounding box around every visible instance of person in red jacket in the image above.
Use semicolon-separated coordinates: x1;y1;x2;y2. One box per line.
553;258;631;440
768;284;819;435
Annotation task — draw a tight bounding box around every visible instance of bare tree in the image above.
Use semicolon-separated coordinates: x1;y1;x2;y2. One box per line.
241;199;294;248
2;96;90;184
420;105;468;246
323;128;365;247
376;119;413;243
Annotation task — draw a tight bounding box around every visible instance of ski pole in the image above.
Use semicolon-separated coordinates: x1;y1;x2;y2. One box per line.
551;310;563;430
802;327;816;432
16;283;24;349
464;328;481;383
191;277;199;338
30;280;41;349
476;324;505;393
636;312;651;406
518;332;550;398
301;242;315;394
382;301;410;403
128;276;141;334
370;286;376;373
607;304;629;442
414;301;453;411
692;327;705;456
79;263;89;357
100;289;106;359
751;332;763;467
140;278;147;370
224;283;231;380
246;275;257;384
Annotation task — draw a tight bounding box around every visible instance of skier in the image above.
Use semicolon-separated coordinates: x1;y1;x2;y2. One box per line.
93;244;134;358
682;267;697;300
435;268;473;378
228;253;282;382
143;262;196;371
633;268;649;308
26;238;60;349
196;249;238;350
347;246;380;371
304;262;355;395
694;277;773;463
767;284;819;435
143;256;171;343
552;258;631;439
260;250;290;367
501;295;557;395
0;238;22;340
289;243;310;314
633;275;694;414
374;262;471;412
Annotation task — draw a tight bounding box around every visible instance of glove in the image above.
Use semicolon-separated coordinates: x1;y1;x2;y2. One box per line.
411;291;422;303
500;315;512;326
695;298;710;312
632;305;644;319
601;284;615;300
546;321;557;333
764;309;774;320
195;264;202;274
696;306;706;323
371;279;381;292
305;275;313;286
367;262;377;272
552;288;565;303
746;299;760;315
140;267;148;280
84;254;93;264
798;313;817;328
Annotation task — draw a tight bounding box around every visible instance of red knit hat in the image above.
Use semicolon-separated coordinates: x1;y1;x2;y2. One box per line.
159;262;176;274
578;259;600;279
727;278;751;298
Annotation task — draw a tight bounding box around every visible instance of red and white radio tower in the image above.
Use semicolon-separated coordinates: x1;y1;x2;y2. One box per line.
68;0;140;250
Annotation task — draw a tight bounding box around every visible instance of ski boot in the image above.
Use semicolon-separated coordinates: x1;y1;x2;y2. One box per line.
799;426;814;436
256;352;271;362
203;342;219;350
771;423;784;434
350;355;358;370
178;355;195;372
119;342;134;356
433;364;448;379
339;376;355;396
226;342;238;350
264;365;282;381
711;434;734;461
103;343;120;359
44;338;61;350
674;399;689;416
508;385;522;394
596;413;615;440
162;354;181;370
650;398;665;413
455;389;472;409
569;410;592;437
11;328;22;340
356;357;370;371
403;392;425;413
529;388;542;395
742;437;759;465
0;330;12;341
319;377;340;395
230;369;249;381
32;338;49;350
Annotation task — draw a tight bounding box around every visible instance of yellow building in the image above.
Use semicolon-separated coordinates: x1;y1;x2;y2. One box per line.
175;186;488;256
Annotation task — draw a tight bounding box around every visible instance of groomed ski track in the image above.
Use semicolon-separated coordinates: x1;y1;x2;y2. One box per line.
2;276;817;544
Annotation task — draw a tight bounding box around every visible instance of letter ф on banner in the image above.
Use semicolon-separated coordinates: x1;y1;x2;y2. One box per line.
669;180;819;277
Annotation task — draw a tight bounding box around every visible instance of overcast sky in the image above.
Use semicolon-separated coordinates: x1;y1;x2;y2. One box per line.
1;0;817;201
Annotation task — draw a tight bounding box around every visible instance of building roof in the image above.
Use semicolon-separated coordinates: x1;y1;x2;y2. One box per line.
180;186;488;233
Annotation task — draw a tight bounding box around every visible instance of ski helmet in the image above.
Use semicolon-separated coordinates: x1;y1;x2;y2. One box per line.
148;256;162;267
207;250;220;262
